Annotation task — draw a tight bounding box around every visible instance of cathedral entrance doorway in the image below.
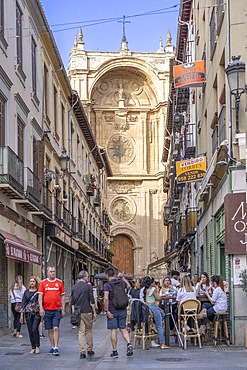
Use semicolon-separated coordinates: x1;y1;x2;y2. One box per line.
111;234;134;276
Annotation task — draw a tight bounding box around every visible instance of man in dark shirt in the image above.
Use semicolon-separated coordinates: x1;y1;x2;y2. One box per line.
104;267;133;358
71;271;96;359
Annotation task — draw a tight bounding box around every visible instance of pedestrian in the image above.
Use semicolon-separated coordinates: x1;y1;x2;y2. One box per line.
104;267;133;358
71;271;97;359
20;276;41;354
9;275;26;338
129;278;141;299
170;270;180;289
38;266;65;356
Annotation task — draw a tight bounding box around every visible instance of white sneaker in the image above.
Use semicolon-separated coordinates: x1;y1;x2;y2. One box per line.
151;341;159;347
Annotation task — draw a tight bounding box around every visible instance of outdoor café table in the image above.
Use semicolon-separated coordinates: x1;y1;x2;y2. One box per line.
163;296;177;346
196;295;211;304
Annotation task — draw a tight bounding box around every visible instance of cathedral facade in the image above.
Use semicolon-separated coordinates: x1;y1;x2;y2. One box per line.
68;30;175;277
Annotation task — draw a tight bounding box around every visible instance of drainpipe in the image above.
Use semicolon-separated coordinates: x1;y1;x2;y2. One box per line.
226;0;234;345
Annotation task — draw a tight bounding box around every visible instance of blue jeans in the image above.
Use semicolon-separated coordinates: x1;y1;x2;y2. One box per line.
149;303;165;344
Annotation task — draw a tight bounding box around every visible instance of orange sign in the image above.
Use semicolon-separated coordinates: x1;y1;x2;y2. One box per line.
173;60;205;88
176;156;206;183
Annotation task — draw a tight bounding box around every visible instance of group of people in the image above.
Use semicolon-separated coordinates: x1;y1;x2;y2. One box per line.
9;267;65;356
9;267;228;359
127;270;228;339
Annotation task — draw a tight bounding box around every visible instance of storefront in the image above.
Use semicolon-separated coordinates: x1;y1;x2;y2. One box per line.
0;229;42;330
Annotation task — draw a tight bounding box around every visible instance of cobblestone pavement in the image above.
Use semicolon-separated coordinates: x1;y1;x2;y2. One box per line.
0;314;246;370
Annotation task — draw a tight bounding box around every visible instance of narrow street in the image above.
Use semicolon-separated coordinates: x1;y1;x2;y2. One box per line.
0;314;246;370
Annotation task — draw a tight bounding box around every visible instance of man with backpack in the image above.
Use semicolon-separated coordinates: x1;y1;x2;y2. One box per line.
104;267;133;358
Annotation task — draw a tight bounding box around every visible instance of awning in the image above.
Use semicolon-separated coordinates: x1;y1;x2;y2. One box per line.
147;250;178;271
0;229;42;265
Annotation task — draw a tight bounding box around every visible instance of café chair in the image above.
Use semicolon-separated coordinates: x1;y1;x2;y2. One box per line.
213;312;230;347
130;300;158;350
178;298;202;350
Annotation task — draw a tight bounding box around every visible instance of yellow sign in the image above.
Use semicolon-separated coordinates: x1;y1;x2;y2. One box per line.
176;156;206;183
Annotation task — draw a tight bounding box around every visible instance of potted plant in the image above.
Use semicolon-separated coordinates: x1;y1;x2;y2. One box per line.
240;269;247;294
86;174;96;196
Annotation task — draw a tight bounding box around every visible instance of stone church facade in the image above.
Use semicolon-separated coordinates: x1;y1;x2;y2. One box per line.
68;30;175;277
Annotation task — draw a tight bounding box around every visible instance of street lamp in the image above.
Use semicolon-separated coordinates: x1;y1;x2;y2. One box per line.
225;56;246;134
59;151;69;172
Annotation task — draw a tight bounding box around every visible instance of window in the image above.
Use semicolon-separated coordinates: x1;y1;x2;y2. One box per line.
17;117;24;161
53;86;57;132
44;64;49;116
16;3;23;67
209;7;216;59
0;93;5;146
0;0;4;38
31;37;37;96
61;104;65;148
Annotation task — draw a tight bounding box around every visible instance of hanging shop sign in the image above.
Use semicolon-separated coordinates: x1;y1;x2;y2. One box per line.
173;60;205;89
176;156;206;183
225;193;247;255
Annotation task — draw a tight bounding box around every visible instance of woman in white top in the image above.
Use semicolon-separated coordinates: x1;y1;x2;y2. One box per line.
196;272;210;295
198;275;227;329
9;275;26;337
176;275;196;304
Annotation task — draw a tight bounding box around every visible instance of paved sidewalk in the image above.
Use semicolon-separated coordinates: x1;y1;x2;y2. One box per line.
0;314;246;370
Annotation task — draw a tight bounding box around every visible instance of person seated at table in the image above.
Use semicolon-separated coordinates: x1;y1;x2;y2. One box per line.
160;277;177;297
191;273;199;287
129;279;141;299
218;274;229;294
198;275;227;334
196;272;210;295
176;275;196;304
143;276;169;349
159;277;177;330
176;275;196;332
170;270;180;290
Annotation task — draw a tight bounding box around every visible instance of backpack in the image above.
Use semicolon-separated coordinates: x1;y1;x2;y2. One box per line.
109;280;128;309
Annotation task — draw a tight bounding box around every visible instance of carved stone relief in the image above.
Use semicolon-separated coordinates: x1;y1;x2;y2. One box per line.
108;181;135;194
109;196;136;223
107;134;135;164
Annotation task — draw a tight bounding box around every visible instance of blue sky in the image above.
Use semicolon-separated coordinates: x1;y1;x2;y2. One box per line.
40;0;179;67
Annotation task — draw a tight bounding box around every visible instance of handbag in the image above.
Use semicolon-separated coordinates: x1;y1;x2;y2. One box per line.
15;302;21;313
24;292;39;314
70;311;81;326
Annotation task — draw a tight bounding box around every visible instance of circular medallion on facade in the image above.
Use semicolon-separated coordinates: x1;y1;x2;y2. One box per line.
109;196;136;223
107;134;134;164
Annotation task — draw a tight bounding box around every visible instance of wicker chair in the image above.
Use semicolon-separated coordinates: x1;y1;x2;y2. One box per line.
178;298;202;350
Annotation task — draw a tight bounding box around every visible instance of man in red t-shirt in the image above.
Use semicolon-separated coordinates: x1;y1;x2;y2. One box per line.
38;266;65;356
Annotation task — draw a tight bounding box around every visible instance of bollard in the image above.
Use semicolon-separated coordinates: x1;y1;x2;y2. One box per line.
245;326;247;349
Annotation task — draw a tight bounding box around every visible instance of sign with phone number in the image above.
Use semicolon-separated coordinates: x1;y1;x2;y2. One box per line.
176;156;206;183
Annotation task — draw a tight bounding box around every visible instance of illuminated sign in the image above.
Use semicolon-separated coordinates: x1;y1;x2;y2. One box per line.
173;60;205;89
176;156;206;183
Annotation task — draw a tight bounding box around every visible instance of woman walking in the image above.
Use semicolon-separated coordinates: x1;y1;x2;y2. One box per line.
20;276;41;354
9;275;26;338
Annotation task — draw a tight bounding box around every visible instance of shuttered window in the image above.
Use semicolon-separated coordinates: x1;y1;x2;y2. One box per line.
16;3;23;67
31;37;37;95
17;117;24;161
0;93;5;146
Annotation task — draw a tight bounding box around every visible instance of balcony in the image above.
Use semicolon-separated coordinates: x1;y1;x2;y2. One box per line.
93;189;101;206
0;146;24;198
184;123;196;158
63;206;71;232
15;168;40;211
186;208;197;236
85;174;96;196
71;215;77;236
77;220;83;239
177;216;187;244
54;199;62;225
210;8;217;59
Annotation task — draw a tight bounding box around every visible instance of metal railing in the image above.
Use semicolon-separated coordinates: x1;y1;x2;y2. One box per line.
0;146;24;194
54;198;62;224
63;206;71;231
25;167;40;204
218;106;226;145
